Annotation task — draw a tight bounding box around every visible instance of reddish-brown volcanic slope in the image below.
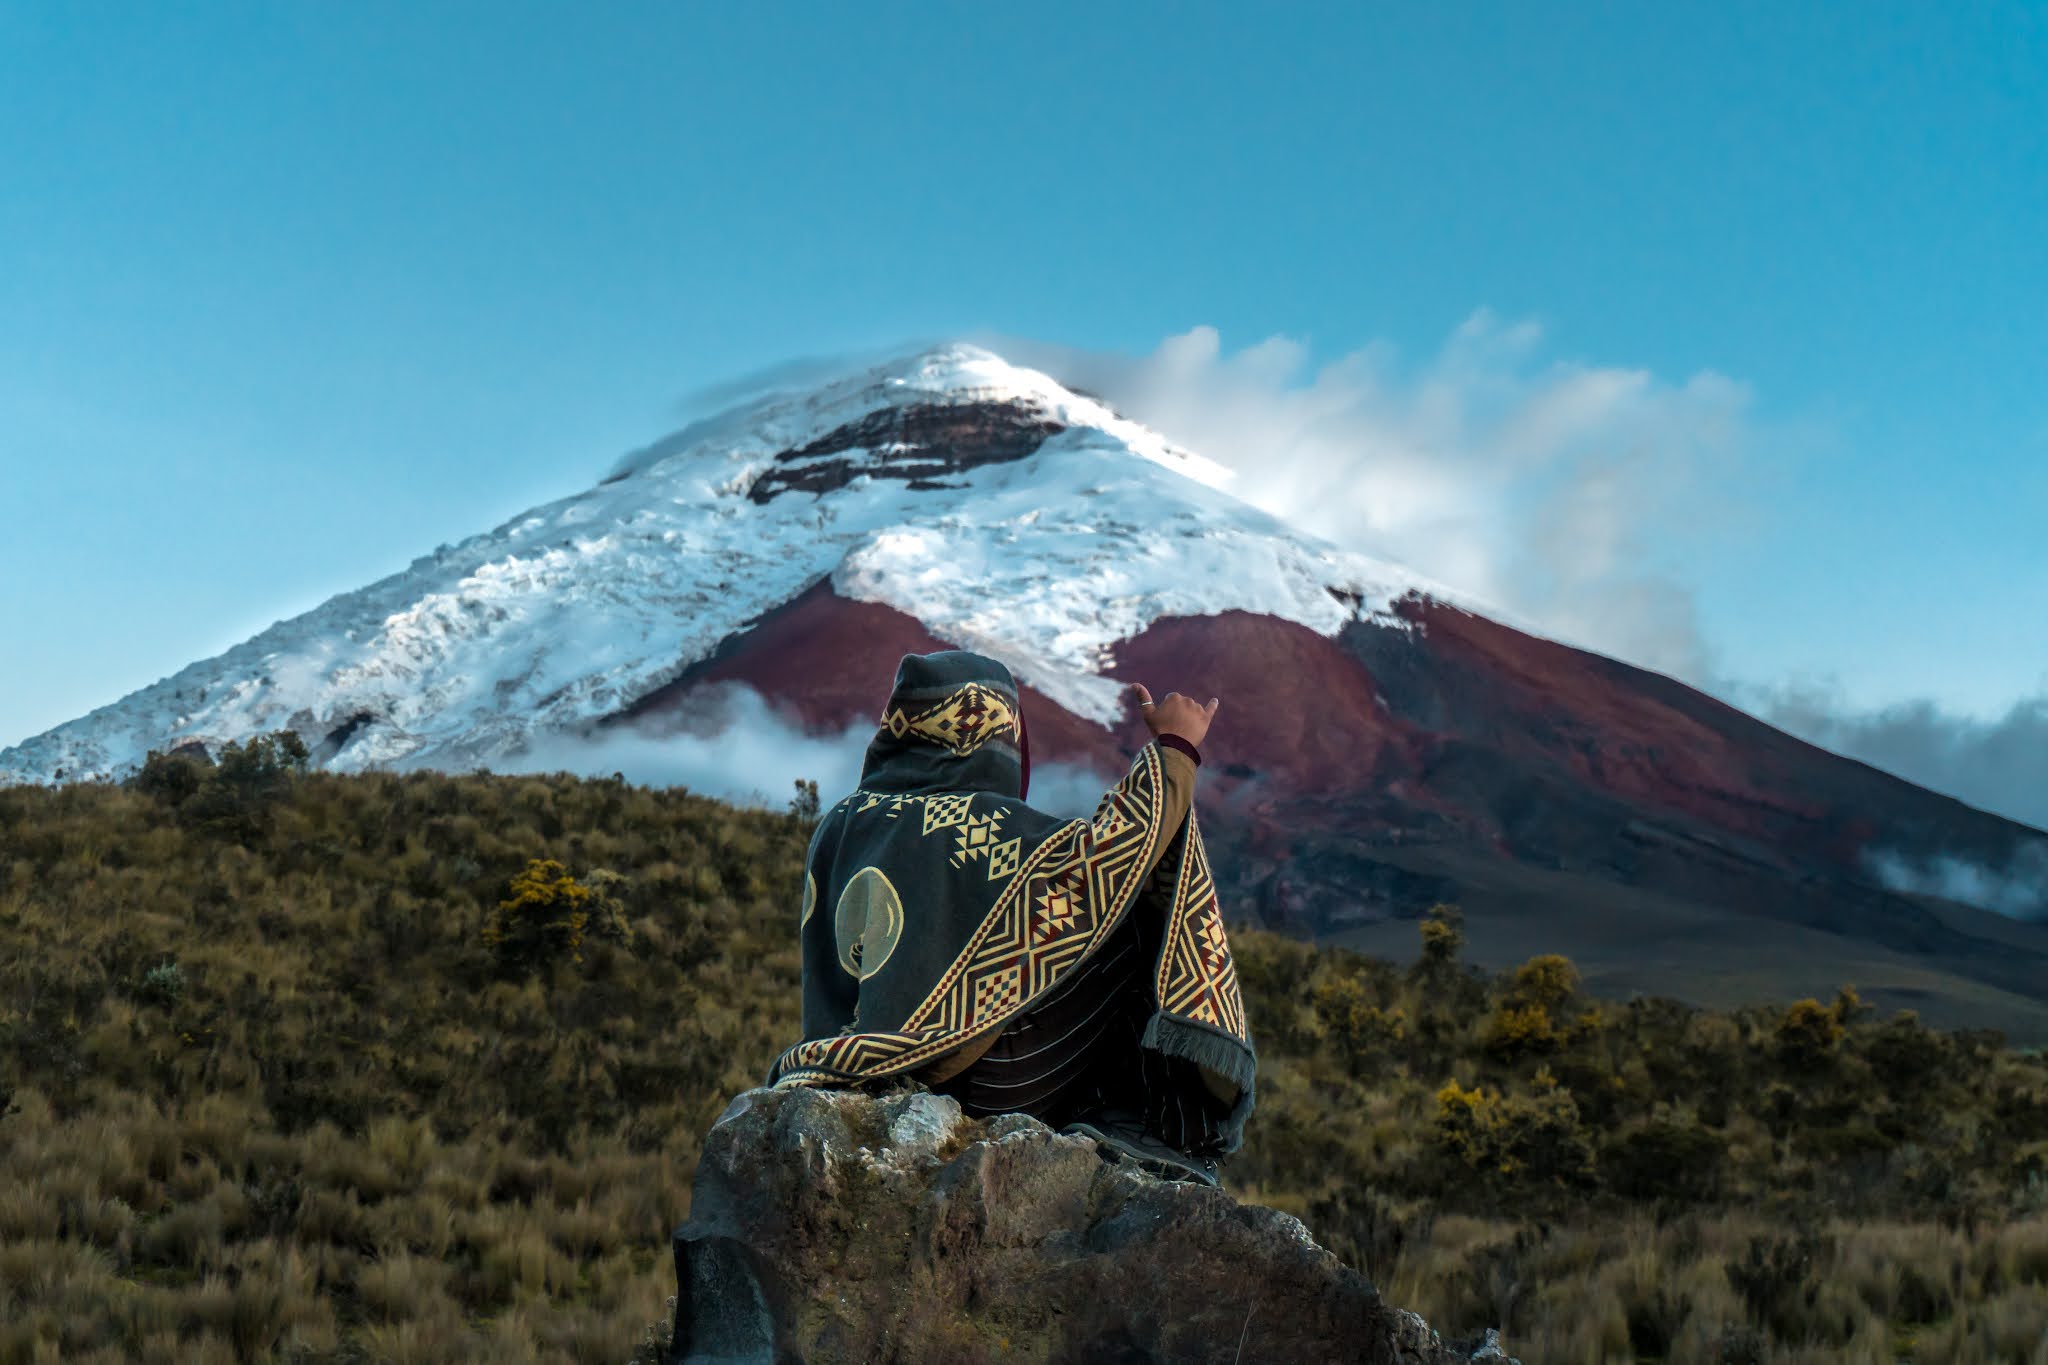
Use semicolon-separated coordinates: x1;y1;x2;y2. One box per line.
622;582;2039;878
618;581;1134;772
1395;598;1827;838
1100;610;1428;796
611;582;2048;1026
620;584;1446;799
1361;596;2038;869
619;580;952;730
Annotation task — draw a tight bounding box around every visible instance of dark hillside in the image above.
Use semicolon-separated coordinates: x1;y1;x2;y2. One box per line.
3;749;2046;1361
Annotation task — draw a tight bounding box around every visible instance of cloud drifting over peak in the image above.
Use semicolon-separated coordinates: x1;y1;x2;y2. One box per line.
996;322;2046;861
1003;319;1752;688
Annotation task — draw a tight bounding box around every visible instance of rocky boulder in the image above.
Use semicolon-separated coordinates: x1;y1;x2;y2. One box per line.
668;1085;1515;1364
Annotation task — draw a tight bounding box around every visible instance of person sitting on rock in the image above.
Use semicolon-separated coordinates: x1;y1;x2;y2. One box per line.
767;649;1256;1186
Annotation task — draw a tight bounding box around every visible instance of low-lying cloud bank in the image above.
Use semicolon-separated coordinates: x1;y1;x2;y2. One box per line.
1759;686;2048;835
491;686;1112;822
491;685;2046;917
496;688;874;811
1864;842;2048;920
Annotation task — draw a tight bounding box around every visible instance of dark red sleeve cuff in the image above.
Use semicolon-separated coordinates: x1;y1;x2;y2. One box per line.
1155;734;1202;767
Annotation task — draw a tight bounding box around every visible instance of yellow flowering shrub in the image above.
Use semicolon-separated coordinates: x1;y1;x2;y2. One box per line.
484;858;595;969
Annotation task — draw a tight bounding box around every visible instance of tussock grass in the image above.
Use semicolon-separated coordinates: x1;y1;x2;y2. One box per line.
3;749;2046;1360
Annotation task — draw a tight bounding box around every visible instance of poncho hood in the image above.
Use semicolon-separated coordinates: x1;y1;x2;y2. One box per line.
856;650;1030;800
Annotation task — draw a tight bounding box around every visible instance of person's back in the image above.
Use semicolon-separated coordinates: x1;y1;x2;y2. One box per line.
768;649;1255;1185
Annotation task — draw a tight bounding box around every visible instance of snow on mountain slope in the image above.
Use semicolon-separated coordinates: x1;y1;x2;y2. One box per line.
1;345;1450;784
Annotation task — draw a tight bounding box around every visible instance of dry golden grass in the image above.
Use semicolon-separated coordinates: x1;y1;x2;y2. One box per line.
3;750;2046;1361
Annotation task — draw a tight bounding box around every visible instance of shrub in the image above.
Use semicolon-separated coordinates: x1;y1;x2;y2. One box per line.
1623;1280;1686;1360
1480;1002;1559;1061
788;779;822;824
1865;1009;1948;1094
1895;1260;1953;1325
1480;954;1582;1061
484;859;595;971
1312;972;1406;1070
1602;1113;1727;1202
1725;1227;1831;1341
138;960;187;1009
1411;903;1465;986
581;868;635;948
1508;954;1579;1013
176;730;310;843
1433;1069;1595;1195
132;749;206;806
1774;998;1845;1071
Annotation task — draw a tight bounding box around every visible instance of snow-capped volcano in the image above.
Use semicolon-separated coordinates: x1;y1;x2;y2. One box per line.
11;340;2048;1038
0;344;1442;783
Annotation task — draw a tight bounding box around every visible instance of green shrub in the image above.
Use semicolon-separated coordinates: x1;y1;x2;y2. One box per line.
1410;902;1465;988
162;729;309;843
132;749;206;806
1478;954;1585;1062
1725;1227;1838;1342
137;960;187;1008
1602;1113;1727;1202
788;779;821;824
1312;971;1407;1070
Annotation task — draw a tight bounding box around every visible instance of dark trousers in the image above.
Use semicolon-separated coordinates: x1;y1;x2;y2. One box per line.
934;905;1231;1156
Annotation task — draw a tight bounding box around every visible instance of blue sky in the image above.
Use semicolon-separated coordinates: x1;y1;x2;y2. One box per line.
3;4;2044;778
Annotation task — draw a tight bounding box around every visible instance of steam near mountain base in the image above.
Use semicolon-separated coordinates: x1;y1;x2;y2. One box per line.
1863;841;2048;920
489;684;1113;822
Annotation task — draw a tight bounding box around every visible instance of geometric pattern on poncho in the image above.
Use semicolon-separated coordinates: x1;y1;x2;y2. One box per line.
773;746;1183;1083
879;681;1019;757
1152;817;1247;1037
847;790;1023;883
947;808;1024;883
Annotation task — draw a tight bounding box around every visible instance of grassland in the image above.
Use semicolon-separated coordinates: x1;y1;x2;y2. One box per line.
2;739;2046;1362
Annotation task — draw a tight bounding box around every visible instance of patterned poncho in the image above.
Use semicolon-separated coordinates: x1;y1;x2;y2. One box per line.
768;651;1256;1145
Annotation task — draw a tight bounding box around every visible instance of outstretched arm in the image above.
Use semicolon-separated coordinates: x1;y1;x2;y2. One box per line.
913;683;1220;1086
1125;683;1220;882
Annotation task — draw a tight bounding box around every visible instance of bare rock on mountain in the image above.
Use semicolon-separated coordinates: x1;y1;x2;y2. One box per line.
165;738;215;765
668;1085;1515;1365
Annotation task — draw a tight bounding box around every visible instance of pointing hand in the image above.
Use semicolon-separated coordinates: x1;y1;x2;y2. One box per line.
1129;683;1220;750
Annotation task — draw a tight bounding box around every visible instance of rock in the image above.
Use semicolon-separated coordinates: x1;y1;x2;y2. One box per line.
166;739;214;765
746;400;1067;504
669;1086;1518;1365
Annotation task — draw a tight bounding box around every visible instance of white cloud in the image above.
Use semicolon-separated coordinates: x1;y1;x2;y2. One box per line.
485;682;1116;821
1759;685;2048;834
491;686;875;809
1864;843;2048;920
997;317;1753;685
